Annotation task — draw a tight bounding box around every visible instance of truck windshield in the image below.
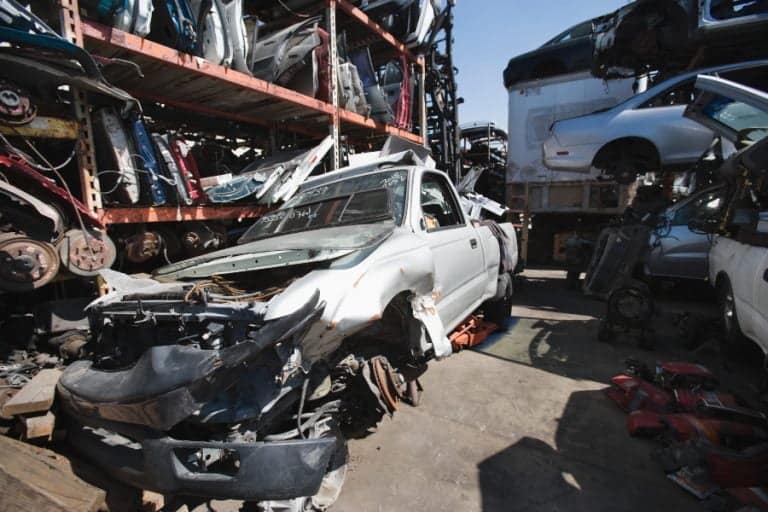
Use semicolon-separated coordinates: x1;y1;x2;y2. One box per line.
241;170;408;242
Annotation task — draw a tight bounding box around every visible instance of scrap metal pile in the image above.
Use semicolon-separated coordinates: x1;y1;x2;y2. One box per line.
607;359;768;509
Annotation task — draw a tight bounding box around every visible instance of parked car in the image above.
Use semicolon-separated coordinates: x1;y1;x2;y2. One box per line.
503;18;596;89
543;60;768;183
592;0;768;79
684;75;768;362
56;144;518;507
645;184;727;281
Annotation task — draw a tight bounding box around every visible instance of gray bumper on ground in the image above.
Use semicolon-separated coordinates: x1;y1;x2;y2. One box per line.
68;422;338;501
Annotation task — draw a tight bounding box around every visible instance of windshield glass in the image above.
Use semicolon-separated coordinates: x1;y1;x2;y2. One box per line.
241;170;408;243
703;94;768;143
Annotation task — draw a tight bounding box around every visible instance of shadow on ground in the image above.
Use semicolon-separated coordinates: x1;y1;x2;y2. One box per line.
477;389;691;512
489;270;766;397
475;269;766;511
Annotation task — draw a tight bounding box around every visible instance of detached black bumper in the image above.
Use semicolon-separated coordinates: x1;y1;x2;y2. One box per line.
69;422;338;501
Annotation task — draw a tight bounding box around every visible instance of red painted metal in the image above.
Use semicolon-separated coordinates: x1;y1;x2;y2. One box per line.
339;109;423;144
450;315;499;351
707;443;768;489
627;410;768;445
168;136;206;204
0;153;103;229
98;205;270;224
658;361;718;389
606;374;674;413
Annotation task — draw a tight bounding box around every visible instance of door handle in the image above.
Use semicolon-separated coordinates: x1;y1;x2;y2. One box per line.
764;268;768;283
470;238;478;249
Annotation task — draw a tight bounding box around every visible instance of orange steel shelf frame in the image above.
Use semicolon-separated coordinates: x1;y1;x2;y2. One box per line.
98;205;271;224
81;21;334;115
81;20;424;145
332;0;420;65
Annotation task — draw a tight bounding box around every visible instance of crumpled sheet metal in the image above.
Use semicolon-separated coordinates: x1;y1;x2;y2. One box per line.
60;290;323;431
410;294;452;359
89;269;190;309
0;52;140;115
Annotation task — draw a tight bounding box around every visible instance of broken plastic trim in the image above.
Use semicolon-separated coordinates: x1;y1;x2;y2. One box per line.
58;291;325;431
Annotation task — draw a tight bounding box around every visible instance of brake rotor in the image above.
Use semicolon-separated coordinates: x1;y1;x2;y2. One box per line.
56;229;117;276
371;356;401;413
0;81;36;125
0;234;60;292
124;231;162;264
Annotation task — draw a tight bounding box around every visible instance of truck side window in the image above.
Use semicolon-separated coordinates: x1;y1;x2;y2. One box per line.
420;174;463;231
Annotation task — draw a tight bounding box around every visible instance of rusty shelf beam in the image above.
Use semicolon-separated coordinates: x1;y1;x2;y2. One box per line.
128;90;328;139
332;0;420;65
82;20;422;144
98;205;271;224
81;21;335;116
339;110;423;144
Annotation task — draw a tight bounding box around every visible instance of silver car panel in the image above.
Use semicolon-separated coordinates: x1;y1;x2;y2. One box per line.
544;60;768;171
646;186;726;280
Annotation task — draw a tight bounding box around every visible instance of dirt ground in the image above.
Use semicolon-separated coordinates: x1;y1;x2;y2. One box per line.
176;268;765;512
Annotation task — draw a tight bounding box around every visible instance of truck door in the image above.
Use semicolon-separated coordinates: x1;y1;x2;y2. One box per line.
417;172;485;329
753;249;768;354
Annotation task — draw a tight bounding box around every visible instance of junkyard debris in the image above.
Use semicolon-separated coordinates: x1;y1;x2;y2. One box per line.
0;368;61;417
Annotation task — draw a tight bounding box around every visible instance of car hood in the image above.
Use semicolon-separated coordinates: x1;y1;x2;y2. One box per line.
153;223;395;281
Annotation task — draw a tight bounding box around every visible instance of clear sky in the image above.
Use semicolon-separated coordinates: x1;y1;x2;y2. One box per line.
452;0;628;130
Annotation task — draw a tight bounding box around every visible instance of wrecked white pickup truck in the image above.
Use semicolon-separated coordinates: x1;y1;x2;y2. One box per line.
56;147;518;508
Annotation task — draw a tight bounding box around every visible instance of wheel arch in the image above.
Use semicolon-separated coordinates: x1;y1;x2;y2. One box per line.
592;137;661;171
714;271;731;294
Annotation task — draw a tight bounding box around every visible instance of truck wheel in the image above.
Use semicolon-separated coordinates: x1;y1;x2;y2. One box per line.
719;278;747;350
484;290;512;329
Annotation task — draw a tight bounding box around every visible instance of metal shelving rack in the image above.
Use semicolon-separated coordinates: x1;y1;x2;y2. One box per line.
56;0;428;225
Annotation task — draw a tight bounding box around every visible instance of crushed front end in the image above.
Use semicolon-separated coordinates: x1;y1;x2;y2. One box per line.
57;272;423;505
56;276;345;501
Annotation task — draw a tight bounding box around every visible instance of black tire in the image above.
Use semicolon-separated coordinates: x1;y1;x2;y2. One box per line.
484;289;512;328
718;277;747;349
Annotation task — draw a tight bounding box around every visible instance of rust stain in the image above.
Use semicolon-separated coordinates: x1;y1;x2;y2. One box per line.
353;271;366;288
